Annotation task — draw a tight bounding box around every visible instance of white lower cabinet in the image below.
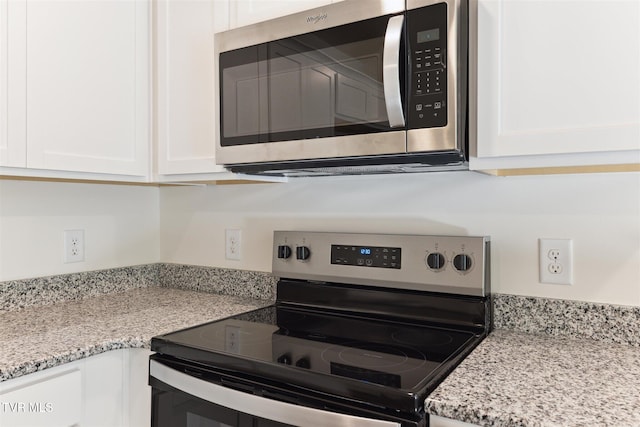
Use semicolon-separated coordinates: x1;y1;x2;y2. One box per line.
0;367;81;427
0;348;151;427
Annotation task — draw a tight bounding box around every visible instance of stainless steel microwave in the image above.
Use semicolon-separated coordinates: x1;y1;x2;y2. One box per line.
215;0;473;176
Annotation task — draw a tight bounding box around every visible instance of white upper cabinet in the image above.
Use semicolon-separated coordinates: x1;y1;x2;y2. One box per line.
25;0;150;177
0;0;26;168
155;0;229;178
470;0;640;172
229;0;334;29
0;0;150;180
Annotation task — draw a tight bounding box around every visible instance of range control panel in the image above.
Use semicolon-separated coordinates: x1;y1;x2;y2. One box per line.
272;231;490;297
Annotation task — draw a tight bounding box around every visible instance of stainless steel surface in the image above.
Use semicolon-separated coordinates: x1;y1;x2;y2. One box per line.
272;231;489;297
216;0;405;52
468;0;478;158
215;0;475;173
150;360;401;427
216;131;407;166
383;15;406;128
259;161;467;177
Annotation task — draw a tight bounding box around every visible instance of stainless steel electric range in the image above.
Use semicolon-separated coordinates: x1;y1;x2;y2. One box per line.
149;231;491;427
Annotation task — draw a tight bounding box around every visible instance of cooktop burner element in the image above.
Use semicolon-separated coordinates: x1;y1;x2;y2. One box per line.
151;231;491;426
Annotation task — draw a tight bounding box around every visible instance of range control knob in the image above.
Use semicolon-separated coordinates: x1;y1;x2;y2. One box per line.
426;252;445;270
277;245;292;259
295;357;310;369
453;254;473;272
277;354;291;365
296;246;311;261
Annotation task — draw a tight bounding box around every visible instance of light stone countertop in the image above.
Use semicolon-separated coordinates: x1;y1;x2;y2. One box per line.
426;329;640;427
3;280;640;427
0;287;271;382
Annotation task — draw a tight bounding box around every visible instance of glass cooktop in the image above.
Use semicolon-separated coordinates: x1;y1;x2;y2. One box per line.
153;305;476;392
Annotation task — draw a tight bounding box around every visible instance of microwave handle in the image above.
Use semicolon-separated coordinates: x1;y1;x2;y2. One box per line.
383;14;406;128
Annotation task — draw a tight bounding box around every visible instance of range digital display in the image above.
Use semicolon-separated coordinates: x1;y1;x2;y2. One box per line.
331;245;401;269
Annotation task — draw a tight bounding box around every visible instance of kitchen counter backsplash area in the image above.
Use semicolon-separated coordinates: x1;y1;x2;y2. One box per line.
0;263;277;313
158;263;277;301
2;265;638;347
0;264;158;312
494;294;640;347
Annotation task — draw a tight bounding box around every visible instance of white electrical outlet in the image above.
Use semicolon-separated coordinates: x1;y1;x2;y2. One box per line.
64;229;85;263
539;238;573;285
225;229;242;260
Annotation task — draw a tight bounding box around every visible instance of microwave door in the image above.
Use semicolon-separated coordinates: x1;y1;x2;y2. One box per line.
217;11;408;166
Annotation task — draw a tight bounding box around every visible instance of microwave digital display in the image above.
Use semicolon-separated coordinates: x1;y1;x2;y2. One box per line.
417;28;440;44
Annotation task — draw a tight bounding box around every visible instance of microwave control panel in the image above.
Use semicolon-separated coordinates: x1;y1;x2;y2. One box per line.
406;2;448;129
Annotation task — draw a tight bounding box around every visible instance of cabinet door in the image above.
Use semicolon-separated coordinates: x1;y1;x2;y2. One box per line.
0;0;26;167
229;0;333;29
83;350;126;427
126;348;153;427
24;0;150;176
472;0;640;170
155;0;229;175
0;368;82;427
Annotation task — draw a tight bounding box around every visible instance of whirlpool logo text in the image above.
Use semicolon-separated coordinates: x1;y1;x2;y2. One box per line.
306;13;328;24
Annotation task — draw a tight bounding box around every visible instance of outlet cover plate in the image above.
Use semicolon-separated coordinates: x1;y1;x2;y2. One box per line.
225;229;242;260
64;229;85;263
539;238;573;285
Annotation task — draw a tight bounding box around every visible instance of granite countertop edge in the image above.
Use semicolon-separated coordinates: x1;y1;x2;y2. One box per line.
2;337;150;382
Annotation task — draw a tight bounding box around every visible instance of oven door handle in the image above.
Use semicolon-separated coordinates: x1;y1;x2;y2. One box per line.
150;360;401;427
383;14;406;128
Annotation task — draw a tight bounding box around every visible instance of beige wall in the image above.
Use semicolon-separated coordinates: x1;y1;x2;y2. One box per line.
1;171;638;306
0;179;160;281
160;171;640;306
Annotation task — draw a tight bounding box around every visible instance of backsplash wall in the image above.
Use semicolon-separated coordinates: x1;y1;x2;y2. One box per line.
0;179;160;281
1;171;638;307
160;171;640;306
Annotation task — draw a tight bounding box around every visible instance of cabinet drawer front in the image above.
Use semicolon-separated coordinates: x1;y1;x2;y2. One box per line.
0;369;81;427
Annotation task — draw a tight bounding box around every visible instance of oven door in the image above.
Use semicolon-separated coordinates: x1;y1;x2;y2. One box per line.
215;0;407;167
150;359;406;427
